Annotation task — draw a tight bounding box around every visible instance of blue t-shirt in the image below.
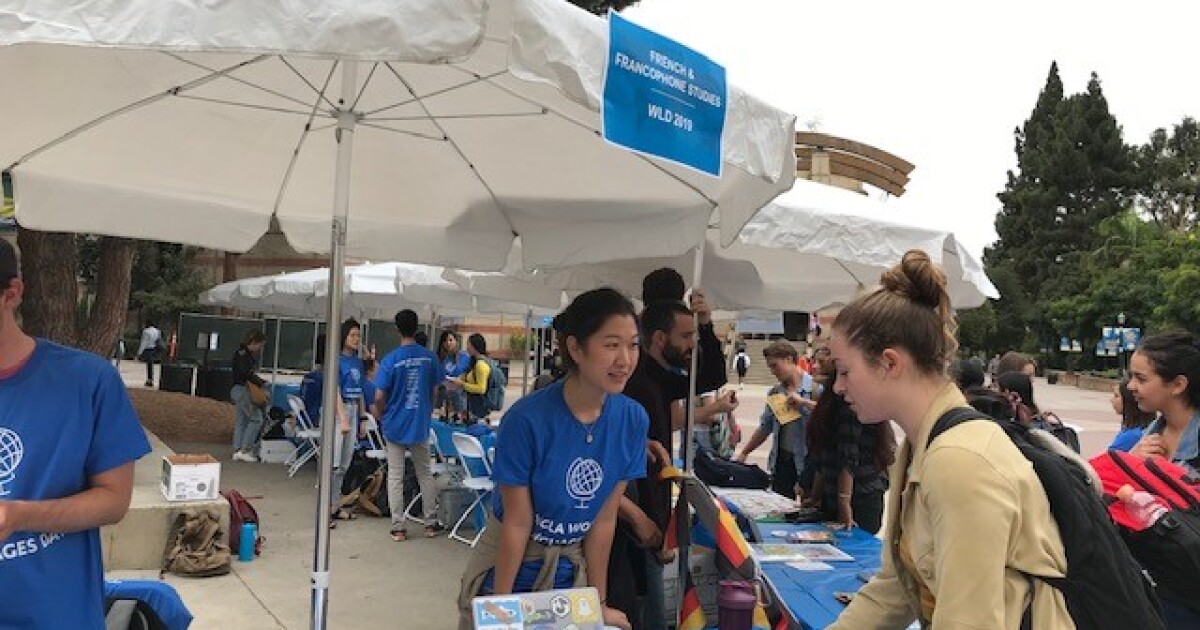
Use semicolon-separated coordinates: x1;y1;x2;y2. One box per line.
0;340;151;630
300;369;324;423
338;354;365;403
375;343;444;445
1109;427;1145;452
443;351;471;378
491;380;648;546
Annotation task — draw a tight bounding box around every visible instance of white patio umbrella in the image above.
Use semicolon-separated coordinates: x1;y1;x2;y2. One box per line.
202;262;555;320
445;179;998;314
0;1;796;625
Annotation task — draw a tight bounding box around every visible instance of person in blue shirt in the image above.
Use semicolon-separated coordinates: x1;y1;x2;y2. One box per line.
436;331;471;422
331;318;367;525
374;309;445;541
299;334;327;426
0;239;152;629
457;288;649;630
1109;377;1156;452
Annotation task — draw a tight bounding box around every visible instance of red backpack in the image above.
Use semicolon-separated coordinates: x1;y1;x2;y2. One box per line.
1090;450;1200;608
222;489;263;557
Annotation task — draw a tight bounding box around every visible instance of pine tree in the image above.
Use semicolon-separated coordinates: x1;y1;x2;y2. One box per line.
984;64;1135;354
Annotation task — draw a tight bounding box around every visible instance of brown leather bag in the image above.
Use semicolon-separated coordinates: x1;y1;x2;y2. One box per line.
160;510;232;578
246;381;270;408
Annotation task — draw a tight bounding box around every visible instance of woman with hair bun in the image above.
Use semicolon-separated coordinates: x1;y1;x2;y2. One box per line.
828;250;1074;629
456;288;648;630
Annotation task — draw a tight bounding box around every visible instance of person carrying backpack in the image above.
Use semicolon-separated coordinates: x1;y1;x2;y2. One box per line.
456;334;502;424
826;250;1161;630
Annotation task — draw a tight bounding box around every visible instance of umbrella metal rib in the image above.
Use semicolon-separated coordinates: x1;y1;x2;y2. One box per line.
5;53;271;170
164;52;318;110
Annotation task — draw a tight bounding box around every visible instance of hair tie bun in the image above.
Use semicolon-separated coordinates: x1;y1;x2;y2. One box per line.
879;250;946;309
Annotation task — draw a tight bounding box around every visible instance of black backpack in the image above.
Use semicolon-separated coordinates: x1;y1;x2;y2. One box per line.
694;449;770;490
929;408;1164;630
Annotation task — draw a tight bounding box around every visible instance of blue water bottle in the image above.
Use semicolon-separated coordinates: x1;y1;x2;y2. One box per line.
239;522;256;562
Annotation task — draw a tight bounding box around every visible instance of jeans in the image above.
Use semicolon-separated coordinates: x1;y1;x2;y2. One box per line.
231;385;264;452
331;402;359;508
387;439;439;529
771;450;800;499
639;549;666;630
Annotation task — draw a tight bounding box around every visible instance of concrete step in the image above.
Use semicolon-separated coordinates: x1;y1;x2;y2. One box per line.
101;431;231;571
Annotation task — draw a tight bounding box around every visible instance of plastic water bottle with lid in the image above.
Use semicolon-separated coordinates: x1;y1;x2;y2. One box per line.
717;579;757;630
1117;484;1169;528
239;522;257;562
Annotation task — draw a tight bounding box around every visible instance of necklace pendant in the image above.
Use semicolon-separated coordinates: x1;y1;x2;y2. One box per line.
586;433;593;444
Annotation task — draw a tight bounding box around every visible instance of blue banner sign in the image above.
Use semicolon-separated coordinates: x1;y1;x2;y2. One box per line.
603;11;727;176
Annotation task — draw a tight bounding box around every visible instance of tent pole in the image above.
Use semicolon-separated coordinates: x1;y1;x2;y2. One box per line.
677;245;704;622
270;316;282;392
311;60;357;630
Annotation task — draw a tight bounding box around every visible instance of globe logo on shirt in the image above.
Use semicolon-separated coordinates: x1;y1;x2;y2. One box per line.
566;457;603;509
0;427;24;496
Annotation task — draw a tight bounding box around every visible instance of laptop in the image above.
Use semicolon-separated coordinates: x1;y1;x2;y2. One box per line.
471;587;605;630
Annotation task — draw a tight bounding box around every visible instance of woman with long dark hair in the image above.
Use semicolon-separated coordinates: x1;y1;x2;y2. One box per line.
1109;377;1156;452
803;369;893;534
230;329;267;462
457;288;648;630
436;330;470;421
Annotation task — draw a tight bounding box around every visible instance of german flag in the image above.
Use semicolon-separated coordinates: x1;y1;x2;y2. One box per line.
678;572;706;630
752;601;772;630
713;496;752;570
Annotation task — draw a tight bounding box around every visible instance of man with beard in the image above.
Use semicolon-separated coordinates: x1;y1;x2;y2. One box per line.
608;300;737;629
641;268;728;399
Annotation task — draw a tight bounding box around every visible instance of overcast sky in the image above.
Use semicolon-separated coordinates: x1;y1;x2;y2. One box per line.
624;0;1200;255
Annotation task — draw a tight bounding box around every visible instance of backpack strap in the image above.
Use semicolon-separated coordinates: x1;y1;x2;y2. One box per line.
926;407;994;449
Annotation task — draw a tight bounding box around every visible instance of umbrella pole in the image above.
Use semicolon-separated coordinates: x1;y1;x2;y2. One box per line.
311;60;358;630
522;308;532;395
270;316;282;393
677;245;704;621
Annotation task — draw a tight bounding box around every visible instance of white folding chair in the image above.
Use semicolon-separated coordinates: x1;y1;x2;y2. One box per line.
449;433;495;547
401;428;444;527
286;395;321;478
360;412;387;461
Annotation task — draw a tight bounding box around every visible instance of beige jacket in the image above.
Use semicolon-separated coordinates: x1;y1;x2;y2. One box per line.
830;382;1075;630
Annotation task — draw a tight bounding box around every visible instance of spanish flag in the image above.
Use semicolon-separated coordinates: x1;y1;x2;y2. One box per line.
678;572;706;630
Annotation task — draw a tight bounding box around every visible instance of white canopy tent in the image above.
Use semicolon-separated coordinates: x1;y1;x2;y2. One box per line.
443;179;998;314
201;262;556;320
0;3;796;624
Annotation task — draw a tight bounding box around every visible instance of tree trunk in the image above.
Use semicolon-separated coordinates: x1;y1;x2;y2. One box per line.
16;227;78;345
78;237;137;356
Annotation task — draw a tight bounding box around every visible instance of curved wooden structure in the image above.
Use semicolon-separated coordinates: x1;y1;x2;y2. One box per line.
795;131;914;197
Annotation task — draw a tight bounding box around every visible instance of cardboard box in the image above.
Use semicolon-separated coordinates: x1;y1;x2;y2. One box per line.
259;440;297;464
160;454;221;501
662;547;722;627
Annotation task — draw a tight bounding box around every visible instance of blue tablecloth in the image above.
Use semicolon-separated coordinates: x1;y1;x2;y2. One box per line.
756;523;883;630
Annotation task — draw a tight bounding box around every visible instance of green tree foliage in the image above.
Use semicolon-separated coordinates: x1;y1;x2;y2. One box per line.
982;63;1139;361
128;242;207;326
1135;117;1200;232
